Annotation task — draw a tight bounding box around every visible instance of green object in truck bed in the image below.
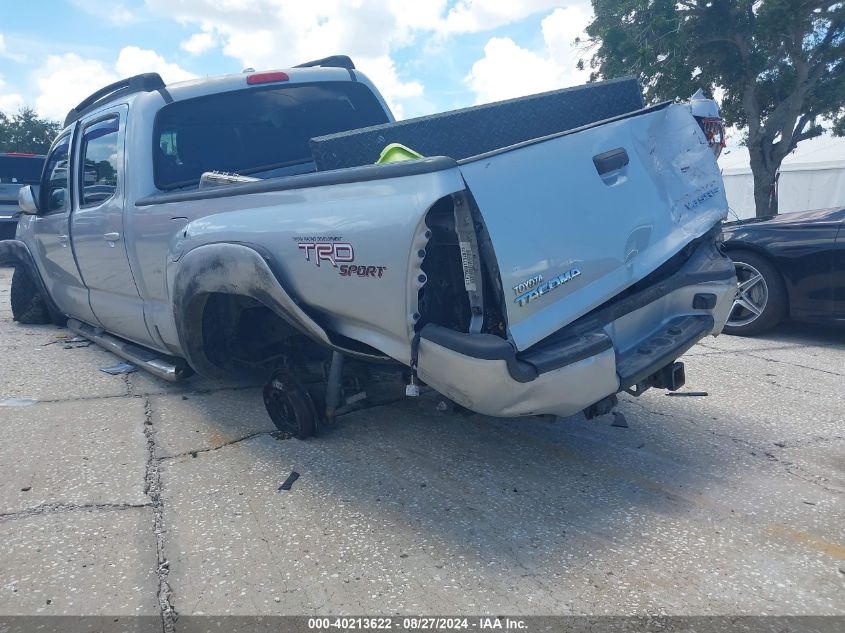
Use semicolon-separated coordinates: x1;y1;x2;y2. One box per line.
376;143;424;164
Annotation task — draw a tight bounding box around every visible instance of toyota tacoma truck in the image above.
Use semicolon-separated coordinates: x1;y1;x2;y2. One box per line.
0;55;736;436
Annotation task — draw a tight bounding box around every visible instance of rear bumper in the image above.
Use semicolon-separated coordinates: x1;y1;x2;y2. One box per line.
416;231;735;417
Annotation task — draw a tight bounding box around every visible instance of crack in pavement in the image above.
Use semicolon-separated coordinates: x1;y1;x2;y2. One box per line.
621;398;843;495
29;383;261;406
785;467;844;496
0;501;150;523
142;393;177;633
157;395;413;462
695;343;845;378
159;430;288;461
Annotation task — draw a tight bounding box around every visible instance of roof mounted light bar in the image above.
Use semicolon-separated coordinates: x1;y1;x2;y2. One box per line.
294;55;355;70
64;73;167;128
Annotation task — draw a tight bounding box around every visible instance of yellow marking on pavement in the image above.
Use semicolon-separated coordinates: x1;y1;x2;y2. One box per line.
479;420;845;561
769;524;845;560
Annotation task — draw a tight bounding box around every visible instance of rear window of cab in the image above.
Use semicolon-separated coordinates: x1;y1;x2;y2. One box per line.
153;81;389;190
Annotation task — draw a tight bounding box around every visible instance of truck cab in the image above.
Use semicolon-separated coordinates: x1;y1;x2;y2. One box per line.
13;60;392;348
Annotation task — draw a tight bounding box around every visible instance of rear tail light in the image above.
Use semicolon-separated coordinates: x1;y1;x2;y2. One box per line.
246;71;290;85
699;117;726;159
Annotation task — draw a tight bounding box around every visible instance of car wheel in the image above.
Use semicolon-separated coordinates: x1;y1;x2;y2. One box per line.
10;266;52;325
723;250;787;336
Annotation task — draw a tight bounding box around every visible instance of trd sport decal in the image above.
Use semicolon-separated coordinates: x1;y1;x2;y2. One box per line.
340;265;387;278
294;236;387;278
297;241;354;267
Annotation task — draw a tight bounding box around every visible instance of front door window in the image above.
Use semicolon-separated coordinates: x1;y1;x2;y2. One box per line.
42;134;71;214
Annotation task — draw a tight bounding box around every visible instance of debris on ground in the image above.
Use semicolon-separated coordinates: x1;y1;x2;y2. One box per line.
278;471;300;491
99;362;137;375
63;337;92;349
0;398;38;407
774;441;787;448
42;334;70;346
611;411;629;428
666;391;709;397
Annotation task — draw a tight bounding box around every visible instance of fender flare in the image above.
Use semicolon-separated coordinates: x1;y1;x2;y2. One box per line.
170;242;387;377
0;239;65;324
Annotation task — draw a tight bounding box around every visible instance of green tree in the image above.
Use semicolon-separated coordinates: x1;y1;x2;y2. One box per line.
0;107;61;155
581;1;845;217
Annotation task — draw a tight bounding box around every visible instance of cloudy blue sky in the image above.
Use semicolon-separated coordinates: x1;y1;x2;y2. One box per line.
0;0;595;122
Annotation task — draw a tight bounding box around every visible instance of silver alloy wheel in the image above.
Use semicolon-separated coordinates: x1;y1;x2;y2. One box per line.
727;261;769;328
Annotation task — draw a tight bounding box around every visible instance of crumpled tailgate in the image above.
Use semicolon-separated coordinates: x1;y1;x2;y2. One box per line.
459;103;728;351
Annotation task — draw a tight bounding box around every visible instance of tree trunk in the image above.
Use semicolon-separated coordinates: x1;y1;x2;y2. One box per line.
747;145;778;218
751;168;778;217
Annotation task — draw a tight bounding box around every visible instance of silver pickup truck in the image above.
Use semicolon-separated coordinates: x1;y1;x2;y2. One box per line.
1;56;735;436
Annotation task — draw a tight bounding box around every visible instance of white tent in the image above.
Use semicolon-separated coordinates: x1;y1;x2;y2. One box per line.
719;135;845;220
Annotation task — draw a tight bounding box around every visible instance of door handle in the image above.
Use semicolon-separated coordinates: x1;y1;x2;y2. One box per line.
58;234;69;247
103;232;121;242
593;148;629;175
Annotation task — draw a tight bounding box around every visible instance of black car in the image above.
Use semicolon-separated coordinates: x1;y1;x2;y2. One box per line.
721;207;845;335
1;153;46;240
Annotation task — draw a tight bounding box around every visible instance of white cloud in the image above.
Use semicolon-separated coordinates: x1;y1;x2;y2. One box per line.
0;32;27;63
181;30;217;55
146;0;428;117
465;6;593;105
140;1;593;118
34;54;116;121
354;56;423;119
387;0;447;33
109;5;138;24
441;0;576;34
70;0;140;25
0;75;24;115
115;46;197;82
33;48;195;122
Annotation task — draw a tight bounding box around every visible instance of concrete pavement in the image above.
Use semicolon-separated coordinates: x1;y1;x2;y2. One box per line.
0;266;843;624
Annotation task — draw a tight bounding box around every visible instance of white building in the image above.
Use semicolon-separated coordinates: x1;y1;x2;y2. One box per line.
719;135;845;219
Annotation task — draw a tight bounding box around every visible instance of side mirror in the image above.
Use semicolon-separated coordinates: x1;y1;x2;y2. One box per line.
18;185;39;215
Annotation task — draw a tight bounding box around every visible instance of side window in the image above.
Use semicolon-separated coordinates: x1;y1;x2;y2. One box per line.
79;116;120;206
41;135;71;214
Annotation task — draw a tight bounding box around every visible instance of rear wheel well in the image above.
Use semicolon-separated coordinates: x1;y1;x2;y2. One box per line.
199;293;328;373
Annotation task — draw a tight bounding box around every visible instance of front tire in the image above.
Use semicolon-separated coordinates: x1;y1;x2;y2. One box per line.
723;250;787;336
10;266;52;325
